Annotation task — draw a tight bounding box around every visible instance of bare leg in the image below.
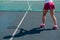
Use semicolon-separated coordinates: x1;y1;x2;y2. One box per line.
42;9;48;24
50;9;57;25
40;9;48;28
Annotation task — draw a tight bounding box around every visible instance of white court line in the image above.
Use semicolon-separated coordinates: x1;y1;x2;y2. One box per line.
9;8;30;40
9;0;32;40
27;0;32;10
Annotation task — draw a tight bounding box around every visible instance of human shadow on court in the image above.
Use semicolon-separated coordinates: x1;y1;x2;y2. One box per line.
3;27;55;39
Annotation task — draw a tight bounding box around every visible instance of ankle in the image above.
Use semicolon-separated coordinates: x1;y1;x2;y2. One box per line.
40;23;45;25
53;25;58;27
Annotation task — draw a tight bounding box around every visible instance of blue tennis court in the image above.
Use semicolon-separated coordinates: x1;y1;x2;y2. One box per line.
0;0;60;40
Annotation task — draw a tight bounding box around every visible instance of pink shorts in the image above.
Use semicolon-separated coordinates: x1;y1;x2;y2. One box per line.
43;2;55;10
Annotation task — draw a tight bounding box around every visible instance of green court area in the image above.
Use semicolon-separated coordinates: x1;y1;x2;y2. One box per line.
0;0;60;12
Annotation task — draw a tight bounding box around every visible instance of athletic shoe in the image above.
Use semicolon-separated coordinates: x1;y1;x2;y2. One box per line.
53;25;58;29
40;23;45;28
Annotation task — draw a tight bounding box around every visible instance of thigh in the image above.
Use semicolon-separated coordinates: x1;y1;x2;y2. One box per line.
50;9;55;16
42;9;48;16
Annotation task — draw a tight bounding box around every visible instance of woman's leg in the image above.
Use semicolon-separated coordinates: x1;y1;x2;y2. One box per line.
40;3;49;28
50;9;57;25
50;9;58;29
40;9;48;28
42;9;48;24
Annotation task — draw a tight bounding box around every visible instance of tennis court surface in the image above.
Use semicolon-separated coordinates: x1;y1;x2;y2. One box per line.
0;11;60;40
0;0;60;40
